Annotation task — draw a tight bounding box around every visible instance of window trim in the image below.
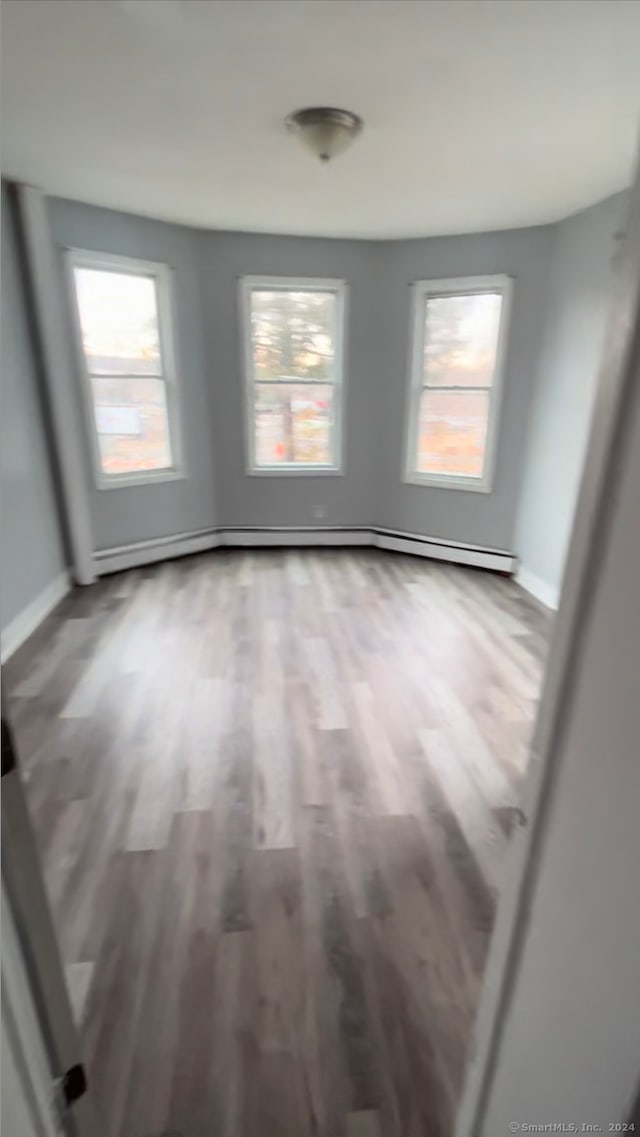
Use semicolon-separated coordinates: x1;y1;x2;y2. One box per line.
403;273;513;493
66;248;184;490
240;274;347;476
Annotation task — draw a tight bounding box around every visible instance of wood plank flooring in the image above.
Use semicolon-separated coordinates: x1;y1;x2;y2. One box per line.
4;549;551;1137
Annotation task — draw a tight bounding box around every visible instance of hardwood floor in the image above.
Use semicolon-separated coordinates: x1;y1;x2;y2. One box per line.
4;549;551;1137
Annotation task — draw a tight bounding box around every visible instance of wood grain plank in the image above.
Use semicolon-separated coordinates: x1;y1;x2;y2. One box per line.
5;548;550;1137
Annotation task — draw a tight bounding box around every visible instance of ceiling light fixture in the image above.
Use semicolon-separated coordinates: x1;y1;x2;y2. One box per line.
285;107;363;163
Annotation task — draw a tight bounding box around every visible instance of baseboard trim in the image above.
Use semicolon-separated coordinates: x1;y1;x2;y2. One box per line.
515;566;560;611
374;528;515;573
94;527;220;575
220;526;374;548
1;573;71;663
94;525;515;576
0;532;516;662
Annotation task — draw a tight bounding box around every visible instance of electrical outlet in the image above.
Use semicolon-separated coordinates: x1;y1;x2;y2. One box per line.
314;504;326;520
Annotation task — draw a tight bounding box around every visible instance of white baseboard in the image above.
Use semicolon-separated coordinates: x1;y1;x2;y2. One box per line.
94;527;220;575
220;526;513;569
220;527;373;548
93;525;515;577
515;566;560;610
375;528;515;573
1;573;71;663
0;531;517;662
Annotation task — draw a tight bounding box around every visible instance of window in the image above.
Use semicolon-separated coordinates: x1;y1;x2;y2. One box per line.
242;277;345;473
68;251;181;488
405;275;512;492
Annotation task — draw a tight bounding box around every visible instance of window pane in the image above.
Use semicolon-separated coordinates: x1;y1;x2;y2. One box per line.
251;290;335;381
417;389;489;478
91;377;172;475
254;382;333;466
74;268;162;376
423;292;502;387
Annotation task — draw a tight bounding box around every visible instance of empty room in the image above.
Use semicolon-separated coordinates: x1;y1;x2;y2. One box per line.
2;2;640;1136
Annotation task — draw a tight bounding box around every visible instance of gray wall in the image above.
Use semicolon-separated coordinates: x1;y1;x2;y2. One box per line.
199;231;382;528
1;186;67;632
481;329;640;1132
375;226;554;549
514;193;626;601
200;225;553;545
47;197;218;551
46;199;557;551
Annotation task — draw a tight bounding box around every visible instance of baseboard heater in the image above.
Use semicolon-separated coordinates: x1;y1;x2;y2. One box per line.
93;525;516;577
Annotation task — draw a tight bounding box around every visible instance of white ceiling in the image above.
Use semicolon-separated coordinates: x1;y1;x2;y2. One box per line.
2;0;640;239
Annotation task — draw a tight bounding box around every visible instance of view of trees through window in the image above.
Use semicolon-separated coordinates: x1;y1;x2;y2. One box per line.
417;290;502;478
250;288;338;466
73;265;173;476
74;267;501;483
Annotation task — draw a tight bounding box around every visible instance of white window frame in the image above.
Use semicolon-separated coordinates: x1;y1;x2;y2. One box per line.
404;274;513;493
240;275;347;475
66;248;184;490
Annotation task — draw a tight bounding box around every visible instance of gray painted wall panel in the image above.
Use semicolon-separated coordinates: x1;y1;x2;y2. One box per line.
200;226;553;545
375;226;554;549
514;193;626;597
39;192;623;575
199;230;383;528
1;187;67;631
45;200;557;551
46;197;218;551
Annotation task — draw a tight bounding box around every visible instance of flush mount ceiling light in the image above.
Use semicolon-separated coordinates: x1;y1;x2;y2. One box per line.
285;107;363;163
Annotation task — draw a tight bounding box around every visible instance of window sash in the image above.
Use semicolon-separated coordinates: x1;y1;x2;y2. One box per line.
83;370;168;381
405;275;512;492
253;376;335;386
249;297;340;385
419;383;493;393
67;250;182;489
242;277;346;473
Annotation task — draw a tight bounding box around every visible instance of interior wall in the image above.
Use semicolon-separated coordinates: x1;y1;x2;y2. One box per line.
375;225;554;550
479;317;640;1133
45;196;560;551
200;226;554;545
514;192;627;606
199;230;384;529
0;186;67;634
46;196;218;552
39;190;623;564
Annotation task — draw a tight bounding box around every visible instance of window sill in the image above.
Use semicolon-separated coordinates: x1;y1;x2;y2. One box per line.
248;465;343;477
404;472;492;494
95;468;185;490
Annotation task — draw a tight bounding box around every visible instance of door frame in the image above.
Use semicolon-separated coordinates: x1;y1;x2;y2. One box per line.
456;146;640;1135
15;183;95;586
2;720;102;1137
2;878;68;1136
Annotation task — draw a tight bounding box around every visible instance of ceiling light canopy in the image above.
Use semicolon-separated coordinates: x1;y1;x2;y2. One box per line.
285;107;363;163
